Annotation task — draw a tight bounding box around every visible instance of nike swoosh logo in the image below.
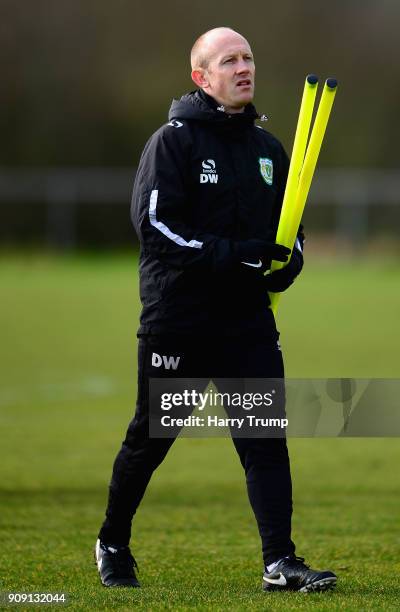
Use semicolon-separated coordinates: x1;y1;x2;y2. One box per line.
241;259;262;268
263;573;287;586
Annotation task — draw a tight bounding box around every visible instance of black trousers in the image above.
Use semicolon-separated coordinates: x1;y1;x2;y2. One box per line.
99;334;296;566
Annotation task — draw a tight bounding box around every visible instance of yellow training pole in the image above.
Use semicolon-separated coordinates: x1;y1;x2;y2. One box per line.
269;77;337;315
287;78;337;242
267;74;318;313
273;75;318;252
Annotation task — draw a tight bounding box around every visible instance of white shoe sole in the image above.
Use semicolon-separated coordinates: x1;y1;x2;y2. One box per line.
299;576;337;593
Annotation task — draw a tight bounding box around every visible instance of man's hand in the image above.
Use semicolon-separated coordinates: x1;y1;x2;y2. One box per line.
234;239;291;264
264;230;304;292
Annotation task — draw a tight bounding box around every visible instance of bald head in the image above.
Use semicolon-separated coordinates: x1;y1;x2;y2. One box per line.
190;27;255;114
190;27;249;70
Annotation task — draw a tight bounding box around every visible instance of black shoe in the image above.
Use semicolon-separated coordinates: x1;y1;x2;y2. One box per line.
262;555;337;593
94;539;140;587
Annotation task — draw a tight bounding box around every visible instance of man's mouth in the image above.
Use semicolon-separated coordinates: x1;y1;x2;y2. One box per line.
236;79;252;88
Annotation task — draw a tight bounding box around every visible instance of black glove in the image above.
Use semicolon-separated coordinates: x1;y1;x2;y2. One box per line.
264;229;304;292
234;239;291;264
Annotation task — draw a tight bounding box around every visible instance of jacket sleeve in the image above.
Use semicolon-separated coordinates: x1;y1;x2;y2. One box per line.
131;126;235;273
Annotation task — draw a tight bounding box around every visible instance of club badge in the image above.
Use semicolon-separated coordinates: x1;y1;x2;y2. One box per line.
259;157;273;185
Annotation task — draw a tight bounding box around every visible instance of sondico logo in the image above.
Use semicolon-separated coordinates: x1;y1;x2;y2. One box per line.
200;159;218;184
151;352;181;370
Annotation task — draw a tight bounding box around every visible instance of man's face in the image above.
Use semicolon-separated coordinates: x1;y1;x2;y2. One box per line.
197;34;255;112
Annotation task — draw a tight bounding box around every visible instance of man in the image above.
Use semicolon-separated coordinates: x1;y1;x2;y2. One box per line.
95;27;337;593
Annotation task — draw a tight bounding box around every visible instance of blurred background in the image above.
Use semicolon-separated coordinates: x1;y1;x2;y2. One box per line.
1;1;400;605
1;0;400;249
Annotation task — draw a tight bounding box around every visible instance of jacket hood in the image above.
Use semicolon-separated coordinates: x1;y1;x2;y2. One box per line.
168;90;260;126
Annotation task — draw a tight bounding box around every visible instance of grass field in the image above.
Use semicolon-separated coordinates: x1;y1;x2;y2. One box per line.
1;252;400;611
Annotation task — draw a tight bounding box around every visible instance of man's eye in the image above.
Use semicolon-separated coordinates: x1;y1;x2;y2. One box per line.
224;58;234;63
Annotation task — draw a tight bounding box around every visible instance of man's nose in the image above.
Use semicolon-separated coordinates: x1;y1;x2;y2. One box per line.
236;59;251;73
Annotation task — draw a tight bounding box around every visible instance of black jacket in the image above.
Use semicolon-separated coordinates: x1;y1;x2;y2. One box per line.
131;90;290;338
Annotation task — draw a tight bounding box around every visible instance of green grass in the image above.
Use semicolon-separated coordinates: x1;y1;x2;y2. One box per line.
1;252;400;610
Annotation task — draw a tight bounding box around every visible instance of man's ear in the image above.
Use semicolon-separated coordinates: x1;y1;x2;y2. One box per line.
191;68;209;89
